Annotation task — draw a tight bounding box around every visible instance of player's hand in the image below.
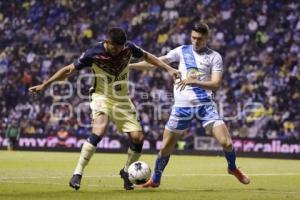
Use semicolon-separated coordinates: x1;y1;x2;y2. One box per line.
28;84;46;93
176;79;198;91
168;68;181;82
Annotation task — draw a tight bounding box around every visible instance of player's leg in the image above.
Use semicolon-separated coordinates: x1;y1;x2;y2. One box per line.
69;113;109;190
198;104;237;169
152;129;181;183
113;100;145;190
124;131;144;172
118;130;144;190
199;103;250;184
137;129;181;188
73;114;108;175
210;122;250;184
210;122;235;168
139;107;191;188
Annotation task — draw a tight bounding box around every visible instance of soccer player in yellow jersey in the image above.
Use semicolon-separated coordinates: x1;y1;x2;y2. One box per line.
29;27;180;190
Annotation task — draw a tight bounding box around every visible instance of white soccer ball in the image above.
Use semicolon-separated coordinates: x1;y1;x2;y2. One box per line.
128;161;151;185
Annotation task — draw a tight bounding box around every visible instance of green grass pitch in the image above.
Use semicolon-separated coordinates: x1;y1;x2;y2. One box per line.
0;151;300;200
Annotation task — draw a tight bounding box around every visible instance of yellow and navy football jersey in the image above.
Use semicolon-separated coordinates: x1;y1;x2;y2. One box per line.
74;41;144;99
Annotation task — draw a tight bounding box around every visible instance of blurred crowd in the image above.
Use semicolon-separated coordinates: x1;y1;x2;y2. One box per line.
1;0;300;146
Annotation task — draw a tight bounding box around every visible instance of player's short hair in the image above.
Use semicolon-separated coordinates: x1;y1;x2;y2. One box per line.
192;23;210;35
106;27;127;45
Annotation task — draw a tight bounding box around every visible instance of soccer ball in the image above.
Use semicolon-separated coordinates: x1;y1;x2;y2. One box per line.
128;161;151;185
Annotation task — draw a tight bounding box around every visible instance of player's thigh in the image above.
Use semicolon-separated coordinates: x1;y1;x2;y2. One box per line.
92;113;109;137
196;103;223;133
90;93;111;136
165;107;193;135
160;129;181;156
196;103;221;127
211;122;233;149
111;99;143;134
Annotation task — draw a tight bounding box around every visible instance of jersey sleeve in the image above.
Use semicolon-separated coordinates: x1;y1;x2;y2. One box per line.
165;46;181;63
127;41;144;58
73;48;94;70
211;52;223;72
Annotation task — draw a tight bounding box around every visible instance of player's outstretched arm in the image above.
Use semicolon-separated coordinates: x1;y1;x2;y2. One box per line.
29;63;76;93
177;71;222;91
142;52;181;80
129;56;168;70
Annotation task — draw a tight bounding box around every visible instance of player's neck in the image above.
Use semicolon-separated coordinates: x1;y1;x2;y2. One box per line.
103;41;122;57
193;46;208;53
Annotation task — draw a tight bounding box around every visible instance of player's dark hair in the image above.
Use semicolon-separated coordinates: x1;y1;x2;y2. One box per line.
107;27;127;45
192;23;210;35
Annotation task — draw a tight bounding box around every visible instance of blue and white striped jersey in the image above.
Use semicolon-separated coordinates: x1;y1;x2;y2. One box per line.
165;45;223;107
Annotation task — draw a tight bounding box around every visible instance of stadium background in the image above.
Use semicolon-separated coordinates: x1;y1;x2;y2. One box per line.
0;0;299;158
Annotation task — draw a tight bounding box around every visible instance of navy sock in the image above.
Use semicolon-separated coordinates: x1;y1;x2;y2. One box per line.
152;154;170;183
86;133;102;147
224;148;237;170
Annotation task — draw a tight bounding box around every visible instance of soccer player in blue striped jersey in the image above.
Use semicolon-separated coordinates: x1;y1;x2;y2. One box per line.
130;22;250;188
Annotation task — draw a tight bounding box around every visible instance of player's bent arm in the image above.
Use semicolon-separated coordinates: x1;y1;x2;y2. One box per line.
195;72;222;91
197;73;222;91
29;63;76;93
178;71;222;91
129;55;169;70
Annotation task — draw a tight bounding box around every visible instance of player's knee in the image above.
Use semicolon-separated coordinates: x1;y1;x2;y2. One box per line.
130;132;144;144
221;139;233;151
129;140;143;153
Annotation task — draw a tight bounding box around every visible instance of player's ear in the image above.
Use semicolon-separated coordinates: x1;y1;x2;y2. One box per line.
104;40;111;45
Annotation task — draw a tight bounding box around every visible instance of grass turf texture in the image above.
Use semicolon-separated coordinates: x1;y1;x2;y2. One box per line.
0;151;300;200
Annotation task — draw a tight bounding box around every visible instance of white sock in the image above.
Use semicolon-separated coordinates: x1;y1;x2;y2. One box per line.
124;148;141;172
74;141;96;175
